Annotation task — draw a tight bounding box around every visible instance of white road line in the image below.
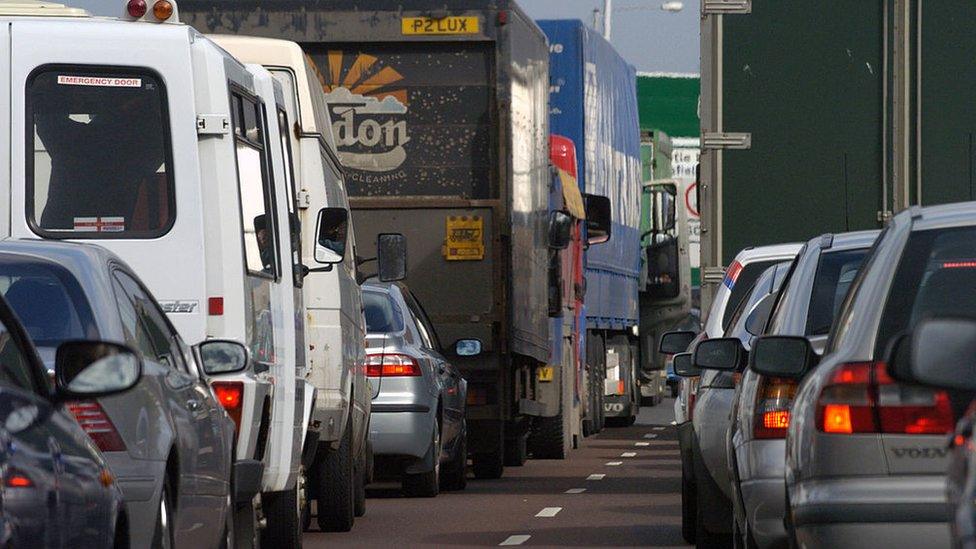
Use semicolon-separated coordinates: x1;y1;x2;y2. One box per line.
565;488;587;494
635;442;650;446
653;426;666;431
500;535;531;546
643;433;658;439
536;507;562;517
606;461;623;466
621;452;637;457
587;473;606;480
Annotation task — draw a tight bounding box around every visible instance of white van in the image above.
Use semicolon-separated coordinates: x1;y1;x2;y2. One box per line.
211;35;406;532
0;1;323;544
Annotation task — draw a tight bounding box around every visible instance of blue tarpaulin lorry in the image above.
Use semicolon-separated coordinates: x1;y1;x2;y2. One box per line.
540;20;692;430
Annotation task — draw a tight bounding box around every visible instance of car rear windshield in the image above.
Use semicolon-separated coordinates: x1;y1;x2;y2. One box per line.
363;290;404;333
0;256;97;350
805;248;869;335
876;226;976;354
28;67;174;238
722;259;779;331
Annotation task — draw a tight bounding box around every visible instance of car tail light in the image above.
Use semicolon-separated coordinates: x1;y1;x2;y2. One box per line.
67;401;126;452
754;376;799;439
212;381;244;436
126;0;146;17
365;354;421;377
816;362;953;435
152;0;173;20
208;297;224;316
4;469;33;488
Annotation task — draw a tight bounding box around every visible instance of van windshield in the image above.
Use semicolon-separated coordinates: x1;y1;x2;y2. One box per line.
28;68;174;238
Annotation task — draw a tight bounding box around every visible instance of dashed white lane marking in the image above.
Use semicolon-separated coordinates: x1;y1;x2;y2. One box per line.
587;473;606;480
500;535;531;546
606;461;623;466
643;433;658;439
536;507;562;517
653;426;666;431
621;452;637;457
635;442;650;446
565;488;587;494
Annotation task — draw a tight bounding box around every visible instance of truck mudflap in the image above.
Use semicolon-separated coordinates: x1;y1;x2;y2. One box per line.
234;459;265;504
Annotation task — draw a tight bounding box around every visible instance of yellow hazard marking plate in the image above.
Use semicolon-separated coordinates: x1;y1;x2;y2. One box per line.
445;215;484;261
537;366;554;382
402;16;480;35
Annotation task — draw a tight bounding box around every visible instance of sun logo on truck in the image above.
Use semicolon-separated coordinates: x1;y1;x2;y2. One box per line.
313;51;411;175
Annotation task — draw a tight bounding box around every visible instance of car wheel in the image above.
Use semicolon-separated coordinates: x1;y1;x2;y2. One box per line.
354;450;367;517
219;493;234;549
315;420;355;532
681;461;697;545
402;421;441;497
113;512;129;549
440;423;468;491
261;481;302;547
694;476;732;548
152;480;174;549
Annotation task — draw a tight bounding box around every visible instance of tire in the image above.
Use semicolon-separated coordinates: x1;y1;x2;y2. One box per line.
152;479;174;549
261;483;302;548
315;420;355;532
219;493;234;549
113;513;129;549
694;474;733;548
503;433;527;466
528;414;566;459
472;449;504;479
402;421;440;498
681;461;697;545
440;424;467;491
595;390;606;433
354;451;367;517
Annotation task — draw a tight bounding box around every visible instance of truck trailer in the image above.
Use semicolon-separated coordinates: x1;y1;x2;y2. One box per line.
180;0;597;478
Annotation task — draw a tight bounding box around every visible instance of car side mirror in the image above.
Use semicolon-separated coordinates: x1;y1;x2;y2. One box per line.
314;207;349;265
54;341;142;399
749;336;818;379
584;193;611;245
659;330;697;355
377;233;407;282
693;337;747;371
548;210;573;250
198;340;250;376
455;339;482;357
672;352;699;377
893;317;976;390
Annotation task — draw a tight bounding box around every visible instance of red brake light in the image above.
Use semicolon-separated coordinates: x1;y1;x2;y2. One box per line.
208;297;224;316
212;381;244;435
5;470;33;488
67;401;126;452
754;376;799;439
816;362;954;435
126;0;147;17
365;354;421;377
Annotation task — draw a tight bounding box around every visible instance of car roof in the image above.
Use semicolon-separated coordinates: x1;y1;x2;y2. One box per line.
732;242;803;264
909;200;976;231
806;229;880;252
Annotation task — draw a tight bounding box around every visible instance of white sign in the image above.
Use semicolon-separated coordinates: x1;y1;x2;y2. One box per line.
58;75;142;88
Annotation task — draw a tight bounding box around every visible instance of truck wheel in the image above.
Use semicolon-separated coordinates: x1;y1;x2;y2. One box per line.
472;449;504;479
354;450;366;517
503;433;527;466
402;423;440;497
261;483;302;548
528;414;566;459
440;423;467;491
595;391;606;433
315;421;354;532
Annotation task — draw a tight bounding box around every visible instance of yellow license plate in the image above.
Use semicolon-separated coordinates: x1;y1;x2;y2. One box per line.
537;367;554;382
402;16;479;35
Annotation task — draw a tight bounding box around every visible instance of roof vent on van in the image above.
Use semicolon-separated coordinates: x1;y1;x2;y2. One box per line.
0;0;89;16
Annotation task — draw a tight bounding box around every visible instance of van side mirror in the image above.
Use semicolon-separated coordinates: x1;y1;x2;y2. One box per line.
314;207;348;265
377;233;407;282
651;187;677;232
749;336;818;379
584;194;611;245
659;330;696;355
693;338;747;371
198;340;250;376
455;339;482;357
889;317;976;390
54;341;142;399
548;210;573;250
672;352;698;377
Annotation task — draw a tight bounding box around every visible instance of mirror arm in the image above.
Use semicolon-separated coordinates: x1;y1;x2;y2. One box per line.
306;264;334;274
356;256;377;267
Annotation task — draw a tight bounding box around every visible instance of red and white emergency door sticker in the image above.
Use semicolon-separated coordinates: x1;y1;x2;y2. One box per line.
74;217;125;232
57;75;142;88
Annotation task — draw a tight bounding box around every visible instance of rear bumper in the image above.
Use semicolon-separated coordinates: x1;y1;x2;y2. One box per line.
740;478;787;546
369;408;436;459
791;475;949;548
310;388;349;445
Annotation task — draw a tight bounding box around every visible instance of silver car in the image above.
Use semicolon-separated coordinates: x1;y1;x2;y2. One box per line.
363;282;468;497
728;230;877;548
0;240;239;549
760;203;976;548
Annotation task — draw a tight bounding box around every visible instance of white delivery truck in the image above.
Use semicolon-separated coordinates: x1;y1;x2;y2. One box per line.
0;0;370;545
210;35;376;533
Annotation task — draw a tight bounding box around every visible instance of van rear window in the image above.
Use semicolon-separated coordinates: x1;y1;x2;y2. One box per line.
27;67;174;238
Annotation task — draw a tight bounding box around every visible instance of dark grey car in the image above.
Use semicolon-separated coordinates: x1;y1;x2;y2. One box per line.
0;240;237;549
363;281;468;497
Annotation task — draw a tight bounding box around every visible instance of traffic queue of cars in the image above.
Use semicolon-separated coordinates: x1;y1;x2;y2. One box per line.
663;202;976;549
0;1;476;547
